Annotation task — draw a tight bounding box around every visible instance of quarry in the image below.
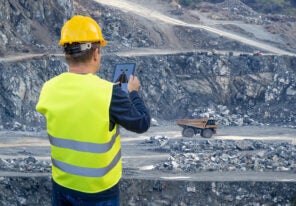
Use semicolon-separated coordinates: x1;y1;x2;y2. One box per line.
0;0;295;205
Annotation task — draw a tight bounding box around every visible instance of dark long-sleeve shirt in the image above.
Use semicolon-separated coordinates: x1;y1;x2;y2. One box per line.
109;85;150;133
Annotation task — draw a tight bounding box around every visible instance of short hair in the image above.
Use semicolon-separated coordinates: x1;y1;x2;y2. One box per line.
64;43;100;65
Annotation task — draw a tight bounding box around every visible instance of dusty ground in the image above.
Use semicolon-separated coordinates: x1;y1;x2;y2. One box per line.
0;123;295;181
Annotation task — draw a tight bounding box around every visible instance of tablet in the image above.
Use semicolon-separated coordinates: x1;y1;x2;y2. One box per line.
112;63;136;93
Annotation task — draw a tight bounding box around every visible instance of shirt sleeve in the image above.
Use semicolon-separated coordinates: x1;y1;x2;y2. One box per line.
109;85;151;133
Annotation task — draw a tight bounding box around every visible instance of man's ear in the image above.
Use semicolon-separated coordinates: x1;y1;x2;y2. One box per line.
94;48;100;61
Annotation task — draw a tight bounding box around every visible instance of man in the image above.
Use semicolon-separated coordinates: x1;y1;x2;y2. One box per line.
36;15;150;206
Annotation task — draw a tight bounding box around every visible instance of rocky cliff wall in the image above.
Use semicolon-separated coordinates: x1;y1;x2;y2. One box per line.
0;0;73;56
0;56;67;130
0;53;295;130
103;53;296;126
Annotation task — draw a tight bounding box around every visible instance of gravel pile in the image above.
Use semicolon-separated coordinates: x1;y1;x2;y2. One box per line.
192;105;260;127
155;138;296;173
191;104;296;129
144;135;169;147
0;157;50;173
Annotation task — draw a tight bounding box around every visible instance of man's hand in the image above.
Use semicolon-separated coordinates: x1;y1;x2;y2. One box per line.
127;75;140;92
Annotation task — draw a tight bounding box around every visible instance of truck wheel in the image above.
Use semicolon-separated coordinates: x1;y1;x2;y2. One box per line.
182;128;194;137
201;129;213;138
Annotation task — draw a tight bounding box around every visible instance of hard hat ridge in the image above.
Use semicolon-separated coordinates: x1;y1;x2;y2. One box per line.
59;15;107;47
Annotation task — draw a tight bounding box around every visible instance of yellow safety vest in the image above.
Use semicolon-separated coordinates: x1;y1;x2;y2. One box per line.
36;72;122;193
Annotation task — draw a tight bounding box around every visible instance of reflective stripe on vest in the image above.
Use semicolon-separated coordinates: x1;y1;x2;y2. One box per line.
51;149;121;177
48;127;119;153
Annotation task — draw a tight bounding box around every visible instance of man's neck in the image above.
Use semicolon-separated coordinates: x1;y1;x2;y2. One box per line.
68;64;96;74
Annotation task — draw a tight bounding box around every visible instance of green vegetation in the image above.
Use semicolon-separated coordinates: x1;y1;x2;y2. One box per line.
176;0;296;16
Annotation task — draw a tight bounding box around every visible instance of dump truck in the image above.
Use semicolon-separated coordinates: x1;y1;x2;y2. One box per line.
176;118;218;138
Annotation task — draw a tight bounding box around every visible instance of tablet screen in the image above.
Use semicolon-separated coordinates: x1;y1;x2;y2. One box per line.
112;63;136;93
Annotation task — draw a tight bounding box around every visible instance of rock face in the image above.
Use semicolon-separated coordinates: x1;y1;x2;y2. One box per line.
0;56;68;130
103;53;296;126
0;0;73;56
0;0;295;129
0;53;295;129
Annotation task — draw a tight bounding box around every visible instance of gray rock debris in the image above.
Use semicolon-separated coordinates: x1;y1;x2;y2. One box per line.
156;139;296;173
191;105;260;127
0;157;50;173
151;118;159;126
144;135;169;148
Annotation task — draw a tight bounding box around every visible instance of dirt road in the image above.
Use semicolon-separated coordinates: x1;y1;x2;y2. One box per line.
0;124;295;159
0;124;295;181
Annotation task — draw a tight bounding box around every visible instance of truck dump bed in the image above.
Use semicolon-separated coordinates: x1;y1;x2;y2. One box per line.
176;118;218;138
177;118;217;129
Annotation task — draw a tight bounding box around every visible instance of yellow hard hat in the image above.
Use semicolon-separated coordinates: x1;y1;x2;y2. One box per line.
59;15;107;46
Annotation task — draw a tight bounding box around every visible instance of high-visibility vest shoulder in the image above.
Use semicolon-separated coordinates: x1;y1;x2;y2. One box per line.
36;72;121;193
